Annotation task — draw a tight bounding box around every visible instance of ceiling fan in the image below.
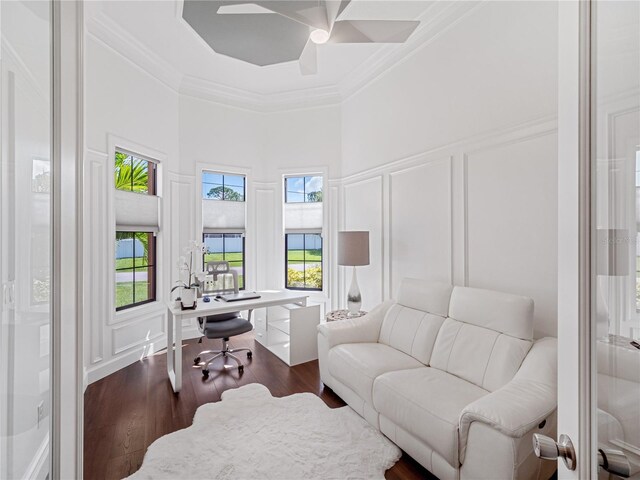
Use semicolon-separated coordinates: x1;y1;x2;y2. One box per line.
216;1;420;75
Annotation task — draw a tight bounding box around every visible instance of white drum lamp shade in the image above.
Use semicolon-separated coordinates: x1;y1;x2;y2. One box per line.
338;231;369;315
338;231;370;266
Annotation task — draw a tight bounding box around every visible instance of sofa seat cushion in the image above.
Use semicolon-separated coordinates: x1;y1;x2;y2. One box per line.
373;367;489;467
328;343;423;405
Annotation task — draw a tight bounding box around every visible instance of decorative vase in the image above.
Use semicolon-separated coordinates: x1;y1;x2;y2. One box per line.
181;287;196;308
347;266;362;316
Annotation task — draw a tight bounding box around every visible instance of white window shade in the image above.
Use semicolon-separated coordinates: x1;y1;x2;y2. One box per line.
284;202;323;232
202;199;246;232
115;190;159;232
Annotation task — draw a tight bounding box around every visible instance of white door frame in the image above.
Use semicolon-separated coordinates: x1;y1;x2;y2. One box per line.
51;1;84;478
558;1;595;478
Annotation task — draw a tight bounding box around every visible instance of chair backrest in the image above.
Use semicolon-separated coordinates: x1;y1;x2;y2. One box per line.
378;279;453;365
429;286;534;391
203;261;239;294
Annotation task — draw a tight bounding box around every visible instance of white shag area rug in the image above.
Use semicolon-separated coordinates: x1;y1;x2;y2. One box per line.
127;383;400;480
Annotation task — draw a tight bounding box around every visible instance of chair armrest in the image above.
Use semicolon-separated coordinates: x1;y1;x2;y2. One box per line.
459;337;557;462
317;300;394;349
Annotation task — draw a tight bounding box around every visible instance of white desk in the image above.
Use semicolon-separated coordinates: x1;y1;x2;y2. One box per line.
166;290;308;392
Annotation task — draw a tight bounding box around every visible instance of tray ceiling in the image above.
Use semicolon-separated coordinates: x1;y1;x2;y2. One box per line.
86;0;435;97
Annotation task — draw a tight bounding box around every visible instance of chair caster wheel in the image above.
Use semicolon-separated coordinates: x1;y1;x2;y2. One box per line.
194;357;201;365
238;366;244;374
247;352;252;359
202;369;209;378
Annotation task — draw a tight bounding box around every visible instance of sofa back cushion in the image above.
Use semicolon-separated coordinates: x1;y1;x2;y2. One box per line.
396;278;453;316
448;286;534;340
429;286;534;391
378;279;453;365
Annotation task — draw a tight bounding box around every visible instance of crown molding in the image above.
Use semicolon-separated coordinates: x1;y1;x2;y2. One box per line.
85;10;341;112
85;1;486;112
179;76;341;113
338;1;484;100
85;12;183;92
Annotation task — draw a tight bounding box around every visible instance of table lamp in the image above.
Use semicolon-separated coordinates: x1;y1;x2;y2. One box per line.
338;231;370;316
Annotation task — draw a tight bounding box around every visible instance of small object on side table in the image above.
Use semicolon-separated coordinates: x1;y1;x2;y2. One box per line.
325;309;367;322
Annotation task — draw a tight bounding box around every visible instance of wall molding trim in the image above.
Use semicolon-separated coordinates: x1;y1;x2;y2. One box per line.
342;176;385;307
340;115;558;183
1;35;49;104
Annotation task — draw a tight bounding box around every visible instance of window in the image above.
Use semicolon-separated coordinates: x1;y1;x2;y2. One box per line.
285;233;322;290
202;171;247;289
114;147;159;311
115;150;157;195
285;176;323;203
202;172;245;201
203;233;245;290
115;232;156;310
284;175;323;290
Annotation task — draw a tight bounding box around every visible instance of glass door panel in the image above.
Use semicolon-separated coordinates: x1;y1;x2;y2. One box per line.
1;1;52;479
592;1;640;478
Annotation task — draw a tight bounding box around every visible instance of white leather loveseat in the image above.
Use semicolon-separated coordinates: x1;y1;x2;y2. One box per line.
318;279;558;480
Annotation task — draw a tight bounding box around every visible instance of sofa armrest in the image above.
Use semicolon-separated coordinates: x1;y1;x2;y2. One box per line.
459;337;557;463
317;300;394;349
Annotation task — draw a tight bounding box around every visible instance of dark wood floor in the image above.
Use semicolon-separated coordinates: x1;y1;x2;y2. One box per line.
84;332;435;480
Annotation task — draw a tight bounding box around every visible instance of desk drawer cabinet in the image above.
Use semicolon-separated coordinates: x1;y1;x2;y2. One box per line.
254;303;320;366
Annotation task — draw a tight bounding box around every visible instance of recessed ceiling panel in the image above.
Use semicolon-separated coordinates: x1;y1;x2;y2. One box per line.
183;0;310;66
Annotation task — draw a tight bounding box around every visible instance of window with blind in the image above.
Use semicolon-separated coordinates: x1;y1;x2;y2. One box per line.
114;149;160;310
284;175;323;290
202;171;247;290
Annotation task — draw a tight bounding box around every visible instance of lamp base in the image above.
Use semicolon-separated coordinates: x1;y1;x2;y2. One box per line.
347;266;362;316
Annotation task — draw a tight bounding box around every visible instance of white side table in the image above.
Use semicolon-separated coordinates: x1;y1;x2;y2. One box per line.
325;309;368;322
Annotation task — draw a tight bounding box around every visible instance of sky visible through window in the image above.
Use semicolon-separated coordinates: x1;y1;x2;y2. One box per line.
202;172;245;201
285;176;322;203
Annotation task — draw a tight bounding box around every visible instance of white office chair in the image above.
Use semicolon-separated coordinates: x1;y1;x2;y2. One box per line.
194;261;252;377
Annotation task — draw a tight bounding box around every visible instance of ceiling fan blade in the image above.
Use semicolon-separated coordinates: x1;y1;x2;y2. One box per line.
252;1;329;30
299;38;318;76
325;0;351;30
216;3;275;15
329;20;420;43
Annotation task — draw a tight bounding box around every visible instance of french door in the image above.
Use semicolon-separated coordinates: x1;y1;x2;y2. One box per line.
1;1;53;479
557;1;640;478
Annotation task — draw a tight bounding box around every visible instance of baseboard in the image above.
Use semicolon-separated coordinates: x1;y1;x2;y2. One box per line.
23;433;49;480
83;369;89;394
85;326;202;385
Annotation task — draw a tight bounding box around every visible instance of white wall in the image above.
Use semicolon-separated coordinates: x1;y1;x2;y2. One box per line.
340;1;559;338
83;35;183;383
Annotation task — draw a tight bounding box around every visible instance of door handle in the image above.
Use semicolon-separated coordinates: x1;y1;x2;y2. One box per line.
598;448;630;478
533;433;576;470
